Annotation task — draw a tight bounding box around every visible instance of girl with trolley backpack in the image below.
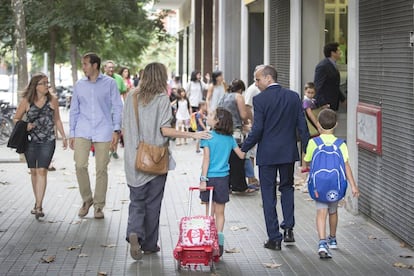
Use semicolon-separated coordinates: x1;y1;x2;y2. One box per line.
199;107;246;256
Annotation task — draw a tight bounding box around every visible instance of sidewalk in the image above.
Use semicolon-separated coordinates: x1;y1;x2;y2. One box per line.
0;109;413;275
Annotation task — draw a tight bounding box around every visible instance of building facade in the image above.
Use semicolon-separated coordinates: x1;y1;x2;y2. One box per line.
155;0;414;247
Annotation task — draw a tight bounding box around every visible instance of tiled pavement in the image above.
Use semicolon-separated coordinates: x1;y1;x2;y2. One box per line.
0;109;413;276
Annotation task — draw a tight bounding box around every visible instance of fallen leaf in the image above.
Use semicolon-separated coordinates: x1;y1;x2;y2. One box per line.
399;255;413;258
66;186;78;189
120;199;129;204
101;244;116;248
111;209;120;212
40;256;56;263
263;262;282;269
78;253;88;258
230;226;248;231
393;262;414;269
35;248;47;252
224;248;240;253
70;220;82;225
98;272;107;276
368;235;377;240
400;242;408;248
48;220;63;223
67;245;82;251
0;181;10;185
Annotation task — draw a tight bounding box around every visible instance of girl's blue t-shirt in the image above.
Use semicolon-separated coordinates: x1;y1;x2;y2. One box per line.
200;130;238;177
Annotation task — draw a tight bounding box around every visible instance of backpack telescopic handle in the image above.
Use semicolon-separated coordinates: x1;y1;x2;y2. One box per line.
188;186;214;217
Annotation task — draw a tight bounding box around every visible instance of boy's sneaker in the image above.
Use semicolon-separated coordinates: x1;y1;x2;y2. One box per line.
327;236;338;249
318;241;332;259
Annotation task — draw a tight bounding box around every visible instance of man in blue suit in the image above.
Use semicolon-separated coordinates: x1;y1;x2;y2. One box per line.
314;42;345;111
241;65;310;250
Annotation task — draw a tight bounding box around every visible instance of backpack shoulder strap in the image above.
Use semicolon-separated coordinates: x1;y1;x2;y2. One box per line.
313;136;324;147
333;138;344;149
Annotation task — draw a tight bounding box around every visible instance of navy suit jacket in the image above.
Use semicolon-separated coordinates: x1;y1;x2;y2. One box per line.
314;58;344;111
241;84;310;166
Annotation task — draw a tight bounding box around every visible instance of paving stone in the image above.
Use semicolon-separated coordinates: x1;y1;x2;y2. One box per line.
0;110;413;275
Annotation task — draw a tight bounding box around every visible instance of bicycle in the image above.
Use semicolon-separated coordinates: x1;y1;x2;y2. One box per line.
0;115;13;145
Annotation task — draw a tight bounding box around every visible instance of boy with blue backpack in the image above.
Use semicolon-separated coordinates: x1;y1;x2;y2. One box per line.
304;109;360;259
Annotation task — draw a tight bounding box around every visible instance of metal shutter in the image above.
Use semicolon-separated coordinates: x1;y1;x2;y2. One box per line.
223;0;241;83
268;0;290;87
359;0;414;246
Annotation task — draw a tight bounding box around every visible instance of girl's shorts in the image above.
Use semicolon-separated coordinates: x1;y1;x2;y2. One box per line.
200;176;230;204
24;140;56;169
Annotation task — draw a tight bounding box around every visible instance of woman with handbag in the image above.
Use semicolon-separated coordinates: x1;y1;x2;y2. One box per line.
122;62;210;261
13;73;68;219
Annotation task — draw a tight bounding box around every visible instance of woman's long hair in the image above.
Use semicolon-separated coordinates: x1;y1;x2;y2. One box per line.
190;71;200;82
21;73;50;105
211;70;223;86
229;79;246;93
119;67;130;79
137;62;168;105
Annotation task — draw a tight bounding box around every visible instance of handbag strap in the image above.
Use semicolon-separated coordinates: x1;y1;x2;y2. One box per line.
133;91;143;142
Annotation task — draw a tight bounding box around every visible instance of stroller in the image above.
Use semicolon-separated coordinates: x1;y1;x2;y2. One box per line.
173;186;220;272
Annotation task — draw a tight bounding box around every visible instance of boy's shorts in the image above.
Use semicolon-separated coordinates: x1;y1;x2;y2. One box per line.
315;201;338;214
200;176;230;204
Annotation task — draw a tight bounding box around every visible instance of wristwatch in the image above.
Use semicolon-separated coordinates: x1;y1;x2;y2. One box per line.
200;176;209;182
114;130;121;134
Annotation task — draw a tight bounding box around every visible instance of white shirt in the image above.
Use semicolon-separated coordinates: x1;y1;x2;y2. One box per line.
186;81;207;108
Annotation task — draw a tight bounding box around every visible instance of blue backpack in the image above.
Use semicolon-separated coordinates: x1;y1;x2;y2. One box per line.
307;137;348;203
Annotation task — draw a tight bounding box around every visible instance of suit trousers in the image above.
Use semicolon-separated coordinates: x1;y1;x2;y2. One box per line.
73;138;110;209
259;163;295;241
126;175;167;251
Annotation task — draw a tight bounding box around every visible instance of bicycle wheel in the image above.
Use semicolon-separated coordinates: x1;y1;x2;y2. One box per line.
0;116;14;145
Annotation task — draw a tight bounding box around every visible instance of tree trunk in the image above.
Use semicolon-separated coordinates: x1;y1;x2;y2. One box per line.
48;26;57;90
11;0;28;96
70;41;78;85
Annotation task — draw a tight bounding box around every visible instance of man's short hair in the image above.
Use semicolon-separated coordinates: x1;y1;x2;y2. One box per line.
104;60;115;67
323;42;340;58
257;65;278;82
318;109;337;130
83;52;101;70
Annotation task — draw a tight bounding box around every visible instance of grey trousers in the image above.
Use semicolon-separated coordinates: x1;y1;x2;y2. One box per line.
126;175;167;251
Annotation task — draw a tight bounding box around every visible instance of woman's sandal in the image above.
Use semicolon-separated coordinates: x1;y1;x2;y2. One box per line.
247;184;260;191
244;187;257;193
31;205;36;215
35;207;44;219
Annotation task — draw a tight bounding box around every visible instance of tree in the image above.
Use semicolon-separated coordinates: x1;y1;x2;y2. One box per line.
1;0;157;87
11;0;27;93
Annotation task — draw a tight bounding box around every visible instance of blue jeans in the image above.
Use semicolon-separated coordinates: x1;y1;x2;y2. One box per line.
259;163;295;241
244;159;255;178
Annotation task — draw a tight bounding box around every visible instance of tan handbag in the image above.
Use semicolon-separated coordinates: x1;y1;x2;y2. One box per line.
133;92;169;175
